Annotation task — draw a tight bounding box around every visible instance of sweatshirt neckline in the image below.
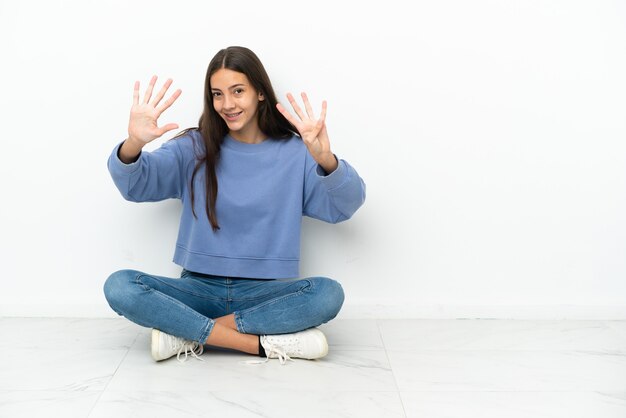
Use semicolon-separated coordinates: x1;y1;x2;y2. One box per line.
222;134;276;153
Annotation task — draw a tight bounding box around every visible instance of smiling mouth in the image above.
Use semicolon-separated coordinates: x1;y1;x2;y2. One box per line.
224;111;243;120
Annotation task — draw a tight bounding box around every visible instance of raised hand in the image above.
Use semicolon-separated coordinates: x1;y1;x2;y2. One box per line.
277;92;338;174
128;75;181;145
118;76;181;163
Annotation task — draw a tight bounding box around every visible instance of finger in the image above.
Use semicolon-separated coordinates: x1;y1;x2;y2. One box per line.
133;81;140;105
276;102;299;127
143;75;157;104
319;122;328;138
286;92;305;120
301;92;315;119
151;78;173;107
156;88;182;116
318;100;327;125
157;123;180;136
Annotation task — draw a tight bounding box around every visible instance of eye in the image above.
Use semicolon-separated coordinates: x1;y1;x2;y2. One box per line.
233;88;244;95
212;91;221;98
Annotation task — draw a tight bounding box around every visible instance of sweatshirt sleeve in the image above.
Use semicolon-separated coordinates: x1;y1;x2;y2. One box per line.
302;152;366;223
107;138;187;202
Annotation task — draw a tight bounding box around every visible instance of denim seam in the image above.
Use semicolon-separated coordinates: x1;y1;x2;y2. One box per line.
235;280;313;333
135;274;215;343
241;282;312;316
144;275;224;301
229;281;314;303
226;279;232;313
234;312;246;334
198;318;215;344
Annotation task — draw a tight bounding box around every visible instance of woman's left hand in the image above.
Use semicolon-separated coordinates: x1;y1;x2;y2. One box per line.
277;92;338;174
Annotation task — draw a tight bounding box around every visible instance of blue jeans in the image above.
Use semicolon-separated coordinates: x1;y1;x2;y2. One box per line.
103;269;345;344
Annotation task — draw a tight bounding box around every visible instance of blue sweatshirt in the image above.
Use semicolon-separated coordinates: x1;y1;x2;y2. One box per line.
107;130;366;279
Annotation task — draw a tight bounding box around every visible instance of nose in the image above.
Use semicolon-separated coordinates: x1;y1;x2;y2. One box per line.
222;93;235;110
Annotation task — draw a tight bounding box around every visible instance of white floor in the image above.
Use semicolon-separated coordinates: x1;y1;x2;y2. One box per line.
1;318;625;417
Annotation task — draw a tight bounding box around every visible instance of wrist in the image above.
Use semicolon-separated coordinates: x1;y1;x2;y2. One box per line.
126;135;145;149
119;137;144;164
318;153;338;174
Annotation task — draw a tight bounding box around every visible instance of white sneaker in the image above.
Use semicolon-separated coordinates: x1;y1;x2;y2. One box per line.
259;328;329;364
151;329;204;362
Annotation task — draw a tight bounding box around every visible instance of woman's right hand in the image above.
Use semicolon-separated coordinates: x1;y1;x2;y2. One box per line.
128;75;181;144
119;76;181;163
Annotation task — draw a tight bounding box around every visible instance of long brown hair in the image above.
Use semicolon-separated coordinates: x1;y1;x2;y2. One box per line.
184;46;297;231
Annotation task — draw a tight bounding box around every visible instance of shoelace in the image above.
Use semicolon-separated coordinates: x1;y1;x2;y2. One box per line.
264;343;295;365
243;341;296;365
176;341;204;363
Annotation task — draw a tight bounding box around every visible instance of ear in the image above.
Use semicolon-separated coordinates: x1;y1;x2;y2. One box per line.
258;92;265;101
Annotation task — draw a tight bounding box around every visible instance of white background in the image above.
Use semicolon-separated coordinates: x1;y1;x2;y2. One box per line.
1;0;624;318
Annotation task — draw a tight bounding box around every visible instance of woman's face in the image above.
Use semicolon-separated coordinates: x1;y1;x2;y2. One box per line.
210;68;265;142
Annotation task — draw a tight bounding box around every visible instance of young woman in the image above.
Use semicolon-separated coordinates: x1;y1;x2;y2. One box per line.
104;46;366;363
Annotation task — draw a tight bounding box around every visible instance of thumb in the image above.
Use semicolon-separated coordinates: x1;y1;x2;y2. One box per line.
158;123;179;136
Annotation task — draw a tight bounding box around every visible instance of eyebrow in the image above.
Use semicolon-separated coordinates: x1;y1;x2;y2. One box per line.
211;83;246;92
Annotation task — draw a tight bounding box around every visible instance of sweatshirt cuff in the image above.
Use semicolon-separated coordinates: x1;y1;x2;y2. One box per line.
316;158;349;190
108;141;143;175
